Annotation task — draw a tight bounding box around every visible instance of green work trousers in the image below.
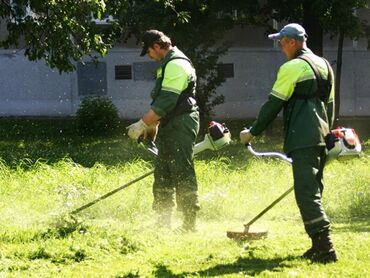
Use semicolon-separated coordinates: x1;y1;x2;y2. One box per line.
290;146;331;237
153;111;200;215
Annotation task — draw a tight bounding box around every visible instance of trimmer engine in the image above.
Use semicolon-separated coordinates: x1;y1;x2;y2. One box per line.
193;121;231;154
327;128;362;161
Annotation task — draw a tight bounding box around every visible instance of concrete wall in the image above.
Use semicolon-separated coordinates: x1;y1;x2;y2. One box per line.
0;47;369;119
0;52;74;116
214;48;370;118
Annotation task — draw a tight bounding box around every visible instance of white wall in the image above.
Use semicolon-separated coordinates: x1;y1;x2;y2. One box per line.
215;48;370;118
0;51;74;116
0;47;369;118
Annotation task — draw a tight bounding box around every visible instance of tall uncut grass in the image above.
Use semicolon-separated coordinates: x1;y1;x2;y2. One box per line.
0;118;369;277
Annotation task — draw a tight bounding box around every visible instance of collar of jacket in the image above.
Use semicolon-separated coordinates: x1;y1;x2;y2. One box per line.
160;46;179;66
293;47;313;59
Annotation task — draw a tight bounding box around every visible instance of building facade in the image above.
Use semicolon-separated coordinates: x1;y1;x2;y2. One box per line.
0;21;369;119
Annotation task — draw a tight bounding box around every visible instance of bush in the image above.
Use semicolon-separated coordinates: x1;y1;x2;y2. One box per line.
76;96;120;134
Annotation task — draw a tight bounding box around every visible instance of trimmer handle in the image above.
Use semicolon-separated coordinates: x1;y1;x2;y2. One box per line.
138;137;158;156
241;143;294;232
246;143;292;164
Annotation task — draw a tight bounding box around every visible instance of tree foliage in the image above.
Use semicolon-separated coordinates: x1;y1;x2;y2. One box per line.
320;0;370;120
2;0;369;118
245;0;370;120
118;0;236;118
0;0;248;117
0;0;121;72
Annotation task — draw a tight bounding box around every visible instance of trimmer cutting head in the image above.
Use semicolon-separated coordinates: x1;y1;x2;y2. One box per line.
227;225;268;241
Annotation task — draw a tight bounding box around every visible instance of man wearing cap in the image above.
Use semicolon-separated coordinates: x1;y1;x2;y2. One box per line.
240;23;337;263
126;30;200;232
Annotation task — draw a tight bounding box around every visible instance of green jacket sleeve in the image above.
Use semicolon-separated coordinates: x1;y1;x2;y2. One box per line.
327;100;335;129
326;64;335;129
250;95;286;136
151;90;179;117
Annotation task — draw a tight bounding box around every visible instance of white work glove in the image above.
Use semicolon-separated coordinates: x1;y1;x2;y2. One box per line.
145;122;159;141
126;119;148;140
240;128;254;145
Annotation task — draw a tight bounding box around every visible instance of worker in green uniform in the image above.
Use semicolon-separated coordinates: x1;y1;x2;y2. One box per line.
240;23;337;263
126;30;200;232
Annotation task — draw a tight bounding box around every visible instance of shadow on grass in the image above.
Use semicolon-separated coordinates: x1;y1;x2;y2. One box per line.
0;136;155;168
0;118;283;168
0;118;155;167
153;255;298;277
0;117;369;168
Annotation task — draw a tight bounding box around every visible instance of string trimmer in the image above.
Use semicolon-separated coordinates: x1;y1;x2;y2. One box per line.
70;121;231;215
227;127;362;241
226;144;293;240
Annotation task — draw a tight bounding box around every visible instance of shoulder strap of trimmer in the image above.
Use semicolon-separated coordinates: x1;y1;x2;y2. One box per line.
160;56;197;127
161;57;193;78
297;55;332;103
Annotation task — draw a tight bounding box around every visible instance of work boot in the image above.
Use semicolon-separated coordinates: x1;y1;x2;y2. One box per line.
182;210;197;232
302;238;316;259
156;211;172;229
302;231;338;263
174;210;197;233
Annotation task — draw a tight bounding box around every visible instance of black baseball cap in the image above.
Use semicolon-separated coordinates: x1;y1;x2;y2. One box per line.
140;30;164;56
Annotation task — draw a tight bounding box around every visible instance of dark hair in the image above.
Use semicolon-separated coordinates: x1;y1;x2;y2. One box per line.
153;34;172;50
140;30;173;56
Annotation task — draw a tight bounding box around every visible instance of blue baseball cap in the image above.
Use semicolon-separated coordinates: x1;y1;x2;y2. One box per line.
268;23;308;41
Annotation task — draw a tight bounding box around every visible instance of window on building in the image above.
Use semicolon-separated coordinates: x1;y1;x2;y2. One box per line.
115;65;132;80
133;62;159;81
217;63;234;78
77;62;107;96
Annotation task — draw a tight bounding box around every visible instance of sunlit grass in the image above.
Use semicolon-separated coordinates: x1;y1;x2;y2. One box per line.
0;118;369;277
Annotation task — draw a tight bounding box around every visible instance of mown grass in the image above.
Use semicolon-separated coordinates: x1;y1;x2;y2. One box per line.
0;118;369;277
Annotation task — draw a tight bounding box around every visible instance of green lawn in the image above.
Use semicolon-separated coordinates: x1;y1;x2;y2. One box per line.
0;118;369;277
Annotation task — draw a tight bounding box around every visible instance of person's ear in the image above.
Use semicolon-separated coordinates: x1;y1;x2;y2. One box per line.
152;43;161;51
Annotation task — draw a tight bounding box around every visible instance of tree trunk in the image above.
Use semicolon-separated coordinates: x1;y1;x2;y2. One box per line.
335;30;344;125
303;1;323;56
